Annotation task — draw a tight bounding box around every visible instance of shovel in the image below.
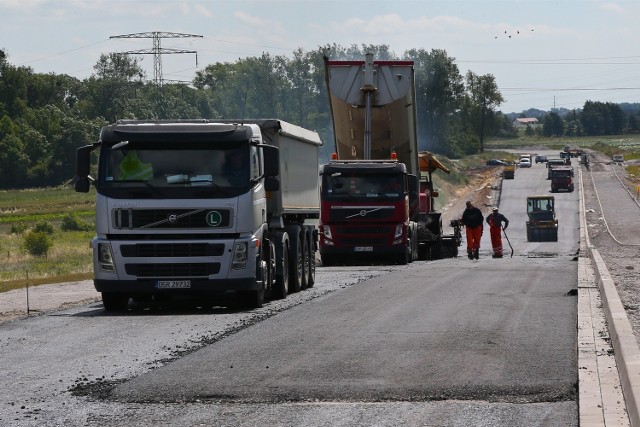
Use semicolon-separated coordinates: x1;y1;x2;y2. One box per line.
502;227;514;258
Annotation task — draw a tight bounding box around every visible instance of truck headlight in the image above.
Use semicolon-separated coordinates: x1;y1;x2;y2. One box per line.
393;223;404;244
321;225;333;245
232;242;248;270
98;243;115;272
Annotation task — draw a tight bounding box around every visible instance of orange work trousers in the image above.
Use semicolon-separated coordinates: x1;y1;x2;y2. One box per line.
465;226;483;251
489;226;503;256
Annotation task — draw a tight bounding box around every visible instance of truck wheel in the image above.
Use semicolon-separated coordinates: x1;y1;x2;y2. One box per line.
305;227;316;288
300;230;310;290
272;244;289;300
102;292;129;312
287;225;304;293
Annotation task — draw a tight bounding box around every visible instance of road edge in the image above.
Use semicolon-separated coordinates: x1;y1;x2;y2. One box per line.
580;166;638;426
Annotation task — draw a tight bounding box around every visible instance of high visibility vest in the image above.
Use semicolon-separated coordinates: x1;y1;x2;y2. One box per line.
119;151;153;180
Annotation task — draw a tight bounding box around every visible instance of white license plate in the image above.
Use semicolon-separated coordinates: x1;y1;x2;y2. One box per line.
354;247;373;252
156;280;191;289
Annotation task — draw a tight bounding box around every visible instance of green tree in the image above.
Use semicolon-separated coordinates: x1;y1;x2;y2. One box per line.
464;71;504;153
406;48;464;156
542;112;564;137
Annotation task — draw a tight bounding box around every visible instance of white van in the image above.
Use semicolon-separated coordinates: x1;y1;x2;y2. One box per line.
612;154;624;164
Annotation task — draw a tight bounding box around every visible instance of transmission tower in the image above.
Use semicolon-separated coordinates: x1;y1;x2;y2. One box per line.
110;31;203;87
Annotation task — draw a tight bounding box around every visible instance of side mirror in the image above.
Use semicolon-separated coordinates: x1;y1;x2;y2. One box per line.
75;177;91;193
75;144;95;193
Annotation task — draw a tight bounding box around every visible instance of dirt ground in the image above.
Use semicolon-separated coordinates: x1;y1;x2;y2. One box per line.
580;150;640;340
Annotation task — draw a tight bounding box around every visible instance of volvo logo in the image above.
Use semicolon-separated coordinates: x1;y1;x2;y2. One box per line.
168;214;178;223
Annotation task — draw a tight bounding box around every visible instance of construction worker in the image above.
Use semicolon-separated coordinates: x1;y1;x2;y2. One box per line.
118;150;153;180
461;201;484;260
486;206;509;258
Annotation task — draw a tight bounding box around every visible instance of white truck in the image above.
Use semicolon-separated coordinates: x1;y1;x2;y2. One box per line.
75;119;322;310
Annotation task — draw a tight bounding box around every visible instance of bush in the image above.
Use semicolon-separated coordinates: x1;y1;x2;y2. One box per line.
34;220;55;235
60;213;93;232
10;222;28;234
23;231;53;257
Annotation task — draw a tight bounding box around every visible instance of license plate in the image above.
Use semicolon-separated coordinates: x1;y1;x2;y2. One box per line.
156;280;191;289
354;246;373;252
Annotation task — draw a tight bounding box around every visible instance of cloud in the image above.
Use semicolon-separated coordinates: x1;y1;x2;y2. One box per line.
599;3;624;13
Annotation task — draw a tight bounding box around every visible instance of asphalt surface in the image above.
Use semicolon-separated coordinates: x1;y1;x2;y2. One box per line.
0;150;633;426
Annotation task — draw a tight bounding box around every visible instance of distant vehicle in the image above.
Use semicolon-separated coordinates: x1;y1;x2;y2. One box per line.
503;163;516;179
546;158;566;179
518;158;532;168
535;155;548;163
612;154;624;164
550;165;574;193
526;195;558;242
486;159;508;166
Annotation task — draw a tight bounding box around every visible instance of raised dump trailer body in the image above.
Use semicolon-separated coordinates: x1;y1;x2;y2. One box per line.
75;119;322;310
319;54;460;265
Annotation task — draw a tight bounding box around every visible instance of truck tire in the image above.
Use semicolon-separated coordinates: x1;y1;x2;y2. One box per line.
272;232;289;299
102;292;129;312
242;245;268;308
300;230;310;290
305;226;316;288
287;225;304;293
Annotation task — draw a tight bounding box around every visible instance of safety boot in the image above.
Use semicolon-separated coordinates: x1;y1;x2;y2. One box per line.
467;250;473;260
474;249;479;260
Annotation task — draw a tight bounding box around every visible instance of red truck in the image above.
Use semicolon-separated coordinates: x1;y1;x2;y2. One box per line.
550;165;574;192
319;54;460;265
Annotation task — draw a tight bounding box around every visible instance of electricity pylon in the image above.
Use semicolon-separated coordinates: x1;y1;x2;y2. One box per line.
110;31;203;87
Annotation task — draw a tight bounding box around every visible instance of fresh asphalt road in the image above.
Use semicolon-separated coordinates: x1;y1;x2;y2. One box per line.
110;156;580;425
0;153;580;426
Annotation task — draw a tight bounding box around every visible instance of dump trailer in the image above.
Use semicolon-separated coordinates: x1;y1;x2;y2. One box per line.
550;165;574;192
318;54;460;265
75;119;322;311
526;195;558;242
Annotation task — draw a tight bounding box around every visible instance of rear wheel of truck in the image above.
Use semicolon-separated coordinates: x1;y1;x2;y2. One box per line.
287;225;304;293
300;230;310;290
305;226;316;288
102;293;129;312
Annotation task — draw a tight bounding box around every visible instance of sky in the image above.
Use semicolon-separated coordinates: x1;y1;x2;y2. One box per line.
2;0;640;114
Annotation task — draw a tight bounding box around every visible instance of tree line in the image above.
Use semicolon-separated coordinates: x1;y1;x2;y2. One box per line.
0;44;633;190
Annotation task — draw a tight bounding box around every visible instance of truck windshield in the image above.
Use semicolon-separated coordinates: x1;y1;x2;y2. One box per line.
322;173;405;200
98;145;254;198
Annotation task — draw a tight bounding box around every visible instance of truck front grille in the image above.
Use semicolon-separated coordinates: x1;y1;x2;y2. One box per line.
120;243;225;257
125;263;220;277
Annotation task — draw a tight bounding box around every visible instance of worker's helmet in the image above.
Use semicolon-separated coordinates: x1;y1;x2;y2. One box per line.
492;207;499;211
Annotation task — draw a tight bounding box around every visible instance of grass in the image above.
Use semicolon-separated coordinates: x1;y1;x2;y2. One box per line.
0;186;95;293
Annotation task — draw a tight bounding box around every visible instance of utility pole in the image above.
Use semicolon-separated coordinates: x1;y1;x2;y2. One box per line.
110;31;203;88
